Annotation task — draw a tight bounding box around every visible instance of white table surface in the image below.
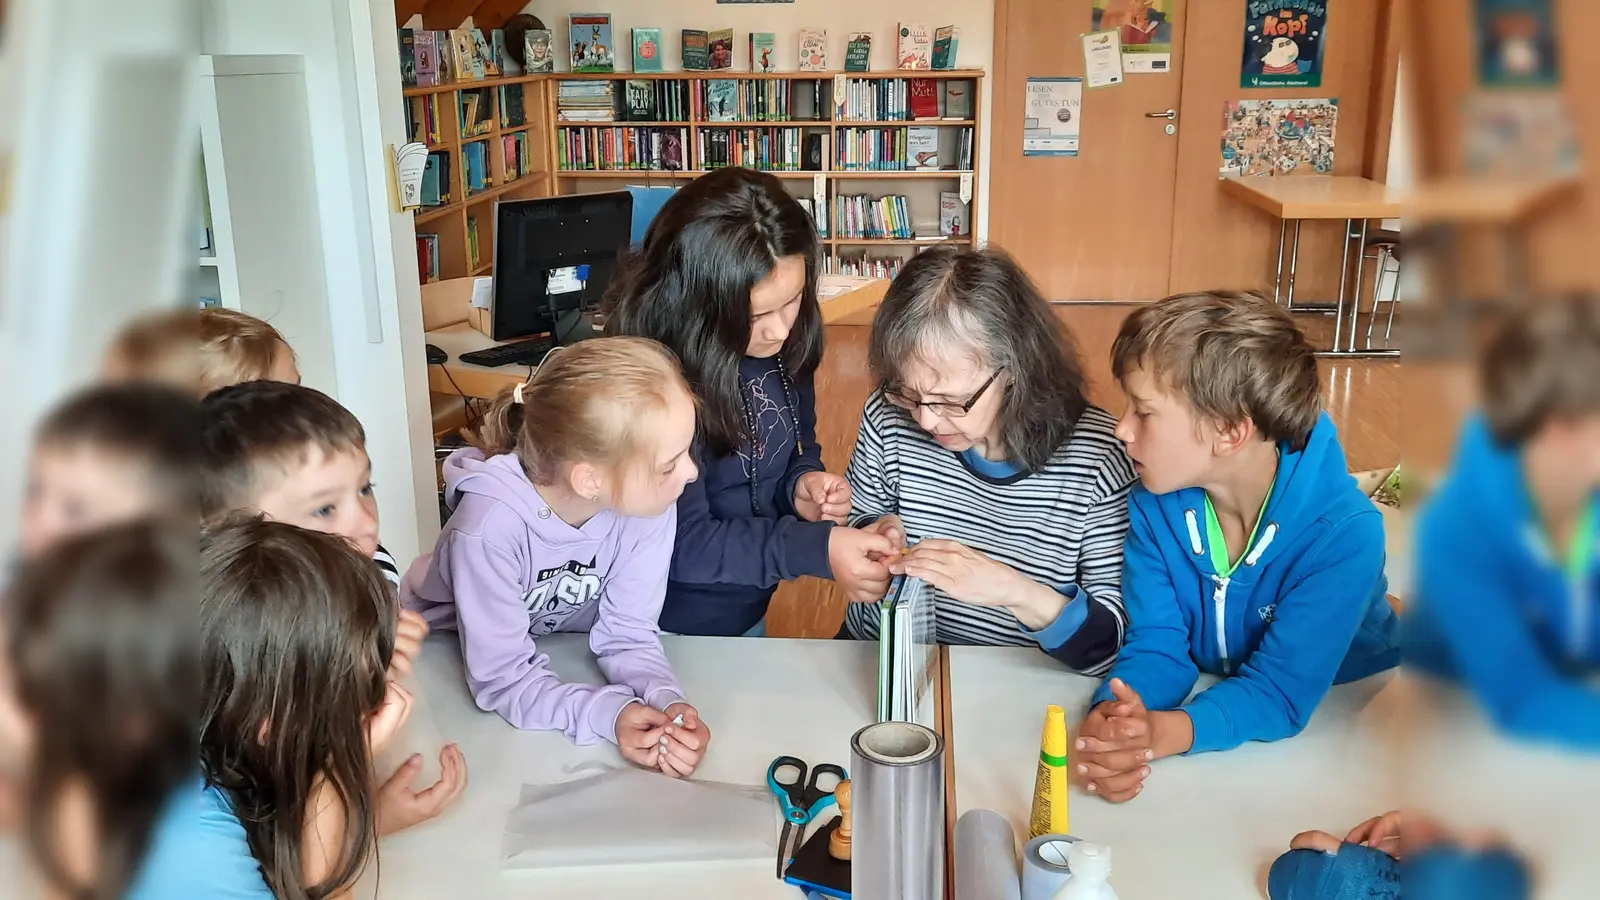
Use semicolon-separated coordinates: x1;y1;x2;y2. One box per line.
948;646;1399;900
364;633;877;899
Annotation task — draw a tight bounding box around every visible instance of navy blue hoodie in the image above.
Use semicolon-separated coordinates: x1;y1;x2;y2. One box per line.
1093;413;1399;753
659;358;834;635
1407;415;1600;748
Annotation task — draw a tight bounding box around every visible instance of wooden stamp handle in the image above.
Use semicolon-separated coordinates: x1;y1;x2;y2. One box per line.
829;779;853;861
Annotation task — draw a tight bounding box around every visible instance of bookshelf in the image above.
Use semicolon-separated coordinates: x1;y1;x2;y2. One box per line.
402;69;983;282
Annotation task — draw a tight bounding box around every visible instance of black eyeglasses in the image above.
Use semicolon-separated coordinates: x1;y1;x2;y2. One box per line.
884;369;1004;419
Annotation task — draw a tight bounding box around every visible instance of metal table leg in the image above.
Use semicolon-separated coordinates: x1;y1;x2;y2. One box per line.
1334;218;1354;343
1285;220;1303;309
1274;220;1288;304
1347;219;1370;352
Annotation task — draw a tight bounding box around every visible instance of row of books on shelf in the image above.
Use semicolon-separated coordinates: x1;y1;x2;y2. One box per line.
835;126;973;171
405;83;534;145
826;254;907;279
558;126;688;172
460;90;496;138
795;198;828;238
838;78;972;122
417;233;442;283
558;77;971;124
832;192;969;240
420;152;453;207
835;194;918;240
700;129;812;172
402;21;961;83
563;78;830;124
502;132;536;181
463;142;493;195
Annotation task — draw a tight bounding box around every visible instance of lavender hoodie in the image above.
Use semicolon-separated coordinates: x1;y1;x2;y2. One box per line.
401;448;686;746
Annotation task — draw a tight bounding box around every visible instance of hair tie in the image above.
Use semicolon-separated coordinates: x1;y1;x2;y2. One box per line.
513;382;527;405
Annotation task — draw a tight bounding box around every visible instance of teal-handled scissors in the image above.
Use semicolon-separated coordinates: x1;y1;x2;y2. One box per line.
766;756;848;879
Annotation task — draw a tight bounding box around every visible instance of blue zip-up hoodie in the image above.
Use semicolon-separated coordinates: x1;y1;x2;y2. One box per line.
1092;412;1399;753
1406;415;1600;748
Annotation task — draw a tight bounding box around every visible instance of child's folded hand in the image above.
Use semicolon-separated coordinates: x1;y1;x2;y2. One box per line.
659;702;712;779
615;702;672;770
794;472;853;524
376;743;468;836
388;609;431;680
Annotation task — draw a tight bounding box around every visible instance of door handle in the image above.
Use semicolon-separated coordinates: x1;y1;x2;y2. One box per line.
1145;109;1177;119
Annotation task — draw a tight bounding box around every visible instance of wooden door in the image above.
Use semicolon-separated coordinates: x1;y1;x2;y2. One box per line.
1168;1;1394;301
988;0;1189;301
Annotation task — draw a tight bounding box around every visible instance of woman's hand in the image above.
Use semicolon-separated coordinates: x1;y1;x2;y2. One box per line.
794;472;852;524
887;539;1034;608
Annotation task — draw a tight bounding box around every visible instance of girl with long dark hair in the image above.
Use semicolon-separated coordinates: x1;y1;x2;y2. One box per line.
606;167;894;636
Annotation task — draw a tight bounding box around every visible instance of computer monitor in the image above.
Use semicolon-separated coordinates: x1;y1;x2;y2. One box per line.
489;191;634;344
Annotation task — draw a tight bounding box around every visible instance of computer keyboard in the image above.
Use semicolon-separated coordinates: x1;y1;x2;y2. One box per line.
457;335;555;369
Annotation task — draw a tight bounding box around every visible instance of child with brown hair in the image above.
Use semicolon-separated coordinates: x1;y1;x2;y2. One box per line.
1075;291;1397;801
402;336;713;776
1409;294;1600;747
199;519;454;900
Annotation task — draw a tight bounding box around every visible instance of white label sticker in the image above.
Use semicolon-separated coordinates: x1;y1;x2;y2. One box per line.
959;172;973;205
470;276;493;309
546;266;583;295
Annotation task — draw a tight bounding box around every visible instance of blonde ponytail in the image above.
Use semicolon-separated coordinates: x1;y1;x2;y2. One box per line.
470;338;691;484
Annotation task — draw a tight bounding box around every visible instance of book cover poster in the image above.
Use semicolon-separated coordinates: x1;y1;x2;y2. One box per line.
1023;77;1083;157
1092;0;1174;73
525;30;555;73
1220;98;1338;176
1475;0;1559;87
1241;1;1328;88
570;14;615;73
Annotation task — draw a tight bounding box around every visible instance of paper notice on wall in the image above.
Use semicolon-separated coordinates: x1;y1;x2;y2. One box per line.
1082;30;1125;88
1023;78;1082;157
1093;0;1174;73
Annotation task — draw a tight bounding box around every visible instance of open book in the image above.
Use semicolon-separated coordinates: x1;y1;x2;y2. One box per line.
877;571;939;728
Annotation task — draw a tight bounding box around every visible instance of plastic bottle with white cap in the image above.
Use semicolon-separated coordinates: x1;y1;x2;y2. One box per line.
1052;841;1118;900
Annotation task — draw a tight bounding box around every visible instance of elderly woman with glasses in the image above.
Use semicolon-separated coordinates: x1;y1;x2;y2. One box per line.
841;245;1136;674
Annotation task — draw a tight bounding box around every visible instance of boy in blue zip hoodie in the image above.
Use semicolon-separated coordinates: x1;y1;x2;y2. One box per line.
1407;295;1600;748
1076;292;1399;801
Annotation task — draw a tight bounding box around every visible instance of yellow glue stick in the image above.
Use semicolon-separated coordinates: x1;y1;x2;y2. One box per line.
1028;704;1070;839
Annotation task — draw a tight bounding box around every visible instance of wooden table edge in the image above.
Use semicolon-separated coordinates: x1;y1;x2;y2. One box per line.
936;643;957;900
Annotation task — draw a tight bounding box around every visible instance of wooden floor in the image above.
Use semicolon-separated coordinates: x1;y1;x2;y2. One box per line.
766;303;1402;639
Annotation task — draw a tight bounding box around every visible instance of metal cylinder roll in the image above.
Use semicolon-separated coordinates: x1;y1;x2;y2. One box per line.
850;721;946;900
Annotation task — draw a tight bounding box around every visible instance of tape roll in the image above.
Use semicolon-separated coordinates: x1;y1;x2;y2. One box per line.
1021;833;1079;900
955;808;1021;900
851;721;945;900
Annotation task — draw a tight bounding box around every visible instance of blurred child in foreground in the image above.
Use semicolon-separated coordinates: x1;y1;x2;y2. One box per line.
1408;294;1600;747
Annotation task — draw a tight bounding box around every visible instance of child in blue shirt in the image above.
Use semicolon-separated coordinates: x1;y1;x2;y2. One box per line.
1407;294;1600;747
1076;291;1399;802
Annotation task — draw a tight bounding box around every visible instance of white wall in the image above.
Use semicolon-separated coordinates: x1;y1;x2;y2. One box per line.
205;0;440;568
0;0;201;547
508;1;998;239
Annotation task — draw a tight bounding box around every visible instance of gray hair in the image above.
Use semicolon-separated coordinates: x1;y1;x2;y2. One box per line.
868;245;1090;470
